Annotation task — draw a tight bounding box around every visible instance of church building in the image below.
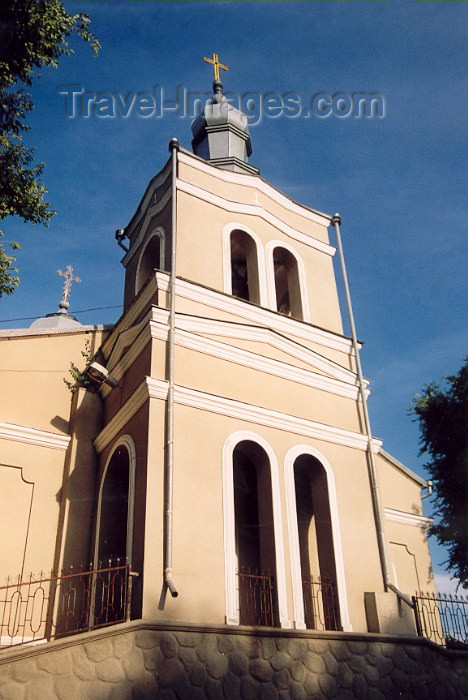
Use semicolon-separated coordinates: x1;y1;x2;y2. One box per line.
0;59;435;648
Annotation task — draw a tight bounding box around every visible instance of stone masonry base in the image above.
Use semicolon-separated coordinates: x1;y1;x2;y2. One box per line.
0;620;467;699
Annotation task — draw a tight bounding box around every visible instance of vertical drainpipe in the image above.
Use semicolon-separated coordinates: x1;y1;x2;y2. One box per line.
164;137;180;598
331;214;399;598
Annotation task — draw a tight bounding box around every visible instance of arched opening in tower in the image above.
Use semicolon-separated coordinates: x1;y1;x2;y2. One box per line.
98;445;130;564
273;246;303;320
233;440;279;627
294;454;340;630
136;234;162;293
230;230;260;304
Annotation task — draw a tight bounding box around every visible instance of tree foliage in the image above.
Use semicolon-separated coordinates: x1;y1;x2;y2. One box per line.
0;0;99;295
412;359;468;588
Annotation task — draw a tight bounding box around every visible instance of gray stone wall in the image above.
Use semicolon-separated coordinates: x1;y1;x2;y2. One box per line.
0;621;466;699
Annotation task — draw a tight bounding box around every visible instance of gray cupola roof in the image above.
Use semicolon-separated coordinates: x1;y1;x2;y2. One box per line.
191;79;259;175
29;302;82;329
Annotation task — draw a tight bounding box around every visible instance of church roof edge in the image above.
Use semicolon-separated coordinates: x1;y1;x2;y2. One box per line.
378;447;427;487
124;144;334;238
0;324;113;341
177;147;333;223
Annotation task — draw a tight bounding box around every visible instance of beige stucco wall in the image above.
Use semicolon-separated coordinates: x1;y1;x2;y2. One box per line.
376;454;435;597
178;158;332;243
0;329;106;433
0;329;107;583
176;190;344;336
131;397;385;631
0;439;66;581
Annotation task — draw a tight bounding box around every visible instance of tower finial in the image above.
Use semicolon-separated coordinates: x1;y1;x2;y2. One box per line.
57;265;80;310
203;52;229;84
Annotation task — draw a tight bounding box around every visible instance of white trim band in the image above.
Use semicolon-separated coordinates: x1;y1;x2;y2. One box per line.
177;179;335;257
94;376;381;454
0;423;71;451
178;150;332;227
384;508;433;528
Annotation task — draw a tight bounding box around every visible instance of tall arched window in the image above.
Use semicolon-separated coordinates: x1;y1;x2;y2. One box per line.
233;440;278;626
95;438;135;567
135;229;165;294
293;454;340;630
223;432;290;628
230;230;260;304
285;446;351;631
91;438;136;627
273;246;303;319
97;446;130;564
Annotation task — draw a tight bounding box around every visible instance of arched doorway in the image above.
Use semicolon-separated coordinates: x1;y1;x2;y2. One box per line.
233;440;278;626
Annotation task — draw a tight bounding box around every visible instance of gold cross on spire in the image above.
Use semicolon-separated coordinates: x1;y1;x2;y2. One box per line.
57;265;80;305
203;52;229;82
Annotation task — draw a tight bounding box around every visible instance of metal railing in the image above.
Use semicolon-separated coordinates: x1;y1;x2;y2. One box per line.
302;575;341;631
413;591;467;648
0;560;136;649
237;567;277;627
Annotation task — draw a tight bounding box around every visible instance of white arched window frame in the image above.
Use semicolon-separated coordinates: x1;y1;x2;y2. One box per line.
222;223;268;307
135;226;166;295
222;430;290;628
284;445;351;631
93;435;136;569
265;240;311;322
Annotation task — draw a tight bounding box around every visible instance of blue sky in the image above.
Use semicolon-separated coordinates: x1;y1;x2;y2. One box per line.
2;1;467;587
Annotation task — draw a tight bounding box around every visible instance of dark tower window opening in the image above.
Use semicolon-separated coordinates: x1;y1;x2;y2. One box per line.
233;440;279;627
136;234;163;293
230;230;260;304
294;454;340;630
273;247;303;320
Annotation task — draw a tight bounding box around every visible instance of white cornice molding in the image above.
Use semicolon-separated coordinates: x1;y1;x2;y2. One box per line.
94;379;154;453
0;325;109;341
102;305;363;403
101;275;159;360
172;382;380;451
107;314;151;371
149;319;362;401
177;179;335;257
0;423;70;450
104;271;354;360
384;508;433;528
94;376;381;455
178;150;332;227
174;276;354;354
172;312;358;385
100;322;152;400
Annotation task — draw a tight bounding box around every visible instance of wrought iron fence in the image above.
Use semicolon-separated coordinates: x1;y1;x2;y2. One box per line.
237;567;277;627
302;575;341;631
0;560;135;648
413;591;467;648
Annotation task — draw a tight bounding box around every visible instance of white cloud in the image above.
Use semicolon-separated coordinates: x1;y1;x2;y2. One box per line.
434;572;464;596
